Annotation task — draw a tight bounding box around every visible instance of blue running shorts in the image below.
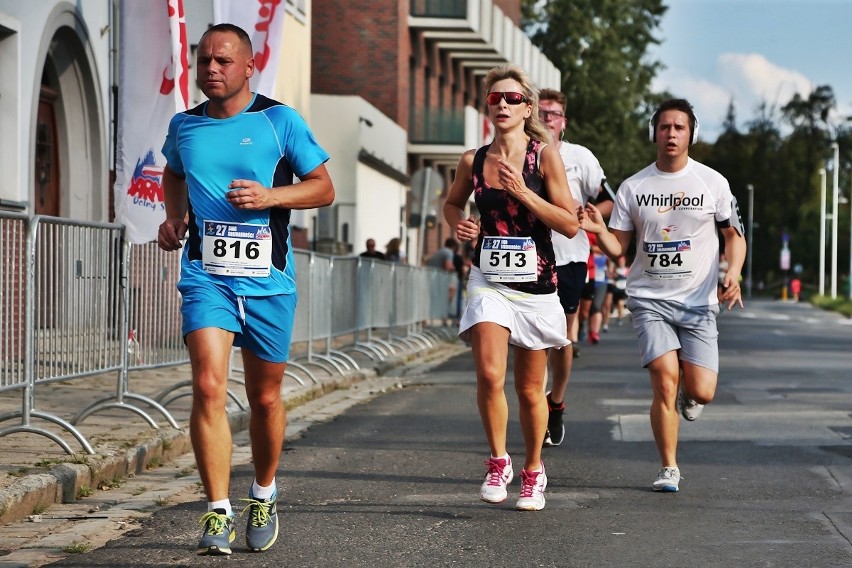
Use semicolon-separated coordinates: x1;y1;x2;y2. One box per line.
179;281;297;363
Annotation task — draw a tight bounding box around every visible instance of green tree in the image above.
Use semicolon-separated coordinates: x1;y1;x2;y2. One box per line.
522;0;667;185
699;88;851;293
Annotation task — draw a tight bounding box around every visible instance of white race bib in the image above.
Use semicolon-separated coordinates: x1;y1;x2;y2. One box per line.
641;239;693;280
480;236;537;283
202;220;272;277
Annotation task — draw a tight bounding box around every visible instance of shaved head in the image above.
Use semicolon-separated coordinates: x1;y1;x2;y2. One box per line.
200;23;253;58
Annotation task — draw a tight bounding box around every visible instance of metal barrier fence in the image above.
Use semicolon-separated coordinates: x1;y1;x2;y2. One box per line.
0;212;455;454
0;212;27;395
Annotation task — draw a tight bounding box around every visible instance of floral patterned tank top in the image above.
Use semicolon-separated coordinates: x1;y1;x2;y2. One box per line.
471;139;557;294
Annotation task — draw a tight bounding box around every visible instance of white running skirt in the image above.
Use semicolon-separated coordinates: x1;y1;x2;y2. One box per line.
459;267;569;351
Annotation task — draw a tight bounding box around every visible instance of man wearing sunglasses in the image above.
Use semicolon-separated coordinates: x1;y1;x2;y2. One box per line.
537;88;615;448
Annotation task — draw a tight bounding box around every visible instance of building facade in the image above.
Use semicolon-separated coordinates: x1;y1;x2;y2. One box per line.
0;0;317;249
311;0;560;263
0;0;111;220
0;0;558;263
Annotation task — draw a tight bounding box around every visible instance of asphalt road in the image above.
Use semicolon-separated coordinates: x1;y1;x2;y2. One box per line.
44;299;852;567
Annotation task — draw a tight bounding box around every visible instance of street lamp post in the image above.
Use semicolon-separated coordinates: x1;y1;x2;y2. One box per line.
746;184;754;298
819;167;826;296
831;141;840;298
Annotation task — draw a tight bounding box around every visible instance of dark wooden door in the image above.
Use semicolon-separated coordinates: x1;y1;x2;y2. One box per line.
35;90;60;216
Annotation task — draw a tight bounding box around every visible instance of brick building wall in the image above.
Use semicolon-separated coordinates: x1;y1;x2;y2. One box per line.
312;0;411;128
493;0;520;24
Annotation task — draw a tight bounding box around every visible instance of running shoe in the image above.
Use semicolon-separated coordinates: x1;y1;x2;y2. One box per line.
652;467;680;492
572;344;580;359
516;464;547;511
480;456;513;503
589;331;600;344
197;510;236;555
543;393;566;447
677;385;704;421
241;488;279;552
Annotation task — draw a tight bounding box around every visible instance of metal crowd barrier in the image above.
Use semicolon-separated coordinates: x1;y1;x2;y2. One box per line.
0;215;125;454
73;241;182;428
0;212;457;454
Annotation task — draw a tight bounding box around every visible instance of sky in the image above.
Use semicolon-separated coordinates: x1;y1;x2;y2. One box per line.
649;0;852;142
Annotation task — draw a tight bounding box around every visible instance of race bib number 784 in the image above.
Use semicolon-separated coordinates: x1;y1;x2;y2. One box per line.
641;239;692;280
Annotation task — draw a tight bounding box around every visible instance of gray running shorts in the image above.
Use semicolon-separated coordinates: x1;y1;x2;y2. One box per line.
626;297;720;371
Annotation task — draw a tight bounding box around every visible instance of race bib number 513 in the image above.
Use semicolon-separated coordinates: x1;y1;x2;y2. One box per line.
202;220;272;277
480;236;537;283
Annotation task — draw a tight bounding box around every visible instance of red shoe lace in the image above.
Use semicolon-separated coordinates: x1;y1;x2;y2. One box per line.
484;458;507;487
519;470;541;497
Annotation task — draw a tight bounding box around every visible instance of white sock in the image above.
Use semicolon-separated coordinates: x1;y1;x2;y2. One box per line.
208;499;232;516
251;478;277;500
491;454;510;463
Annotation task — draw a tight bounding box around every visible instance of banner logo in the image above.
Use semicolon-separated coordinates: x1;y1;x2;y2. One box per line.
127;150;165;210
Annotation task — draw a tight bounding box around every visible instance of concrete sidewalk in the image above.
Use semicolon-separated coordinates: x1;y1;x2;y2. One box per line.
0;336;463;529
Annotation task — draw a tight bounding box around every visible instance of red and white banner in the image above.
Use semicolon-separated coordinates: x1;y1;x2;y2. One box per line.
214;0;285;97
114;0;189;244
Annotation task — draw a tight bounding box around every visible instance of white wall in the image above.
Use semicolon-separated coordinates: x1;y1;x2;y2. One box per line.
0;0;110;218
310;94;408;255
355;162;406;257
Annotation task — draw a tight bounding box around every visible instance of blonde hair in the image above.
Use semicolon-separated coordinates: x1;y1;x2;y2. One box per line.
483;65;550;144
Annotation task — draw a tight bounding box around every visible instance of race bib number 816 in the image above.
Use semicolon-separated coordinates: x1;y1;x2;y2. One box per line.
202;220;272;277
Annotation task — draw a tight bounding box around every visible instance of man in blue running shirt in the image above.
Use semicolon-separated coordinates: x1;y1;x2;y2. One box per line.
157;23;334;555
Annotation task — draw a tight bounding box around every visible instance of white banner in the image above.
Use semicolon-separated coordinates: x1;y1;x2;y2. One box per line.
114;0;189;244
213;0;285;97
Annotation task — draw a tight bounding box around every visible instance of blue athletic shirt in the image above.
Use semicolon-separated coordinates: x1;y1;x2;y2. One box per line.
162;93;329;296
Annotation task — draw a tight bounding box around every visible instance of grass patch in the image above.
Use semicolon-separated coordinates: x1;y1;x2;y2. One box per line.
176;467;195;478
62;542;91;554
811;295;852;317
146;457;162;470
154;497;170;506
32;503;48;515
98;476;126;490
130;485;148;496
76;486;93;499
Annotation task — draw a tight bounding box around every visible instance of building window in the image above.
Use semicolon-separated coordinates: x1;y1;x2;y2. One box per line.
286;0;306;15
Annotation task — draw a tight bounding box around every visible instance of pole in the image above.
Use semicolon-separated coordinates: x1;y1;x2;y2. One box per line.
849;173;852;300
418;168;431;265
831;142;839;298
819;167;826;296
746;184;754;298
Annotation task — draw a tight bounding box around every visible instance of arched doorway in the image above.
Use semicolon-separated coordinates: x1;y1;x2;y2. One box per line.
31;13;107;221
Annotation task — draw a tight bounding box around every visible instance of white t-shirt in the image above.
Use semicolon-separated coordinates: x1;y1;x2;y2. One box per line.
550;141;607;265
609;158;734;305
